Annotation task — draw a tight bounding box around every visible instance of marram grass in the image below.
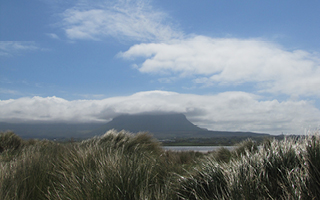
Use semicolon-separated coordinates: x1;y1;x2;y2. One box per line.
1;130;319;199
177;133;320;200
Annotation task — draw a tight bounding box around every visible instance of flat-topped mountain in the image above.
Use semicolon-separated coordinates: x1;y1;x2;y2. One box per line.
92;113;269;138
1;113;270;139
96;113;205;133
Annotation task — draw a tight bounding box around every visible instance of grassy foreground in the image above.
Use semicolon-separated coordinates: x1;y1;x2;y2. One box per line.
0;130;319;200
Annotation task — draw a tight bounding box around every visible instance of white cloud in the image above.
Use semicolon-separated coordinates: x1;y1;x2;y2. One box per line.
0;41;39;56
61;0;182;41
0;90;319;134
119;36;320;97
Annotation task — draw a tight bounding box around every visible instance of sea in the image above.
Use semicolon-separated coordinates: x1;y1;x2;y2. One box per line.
162;146;235;153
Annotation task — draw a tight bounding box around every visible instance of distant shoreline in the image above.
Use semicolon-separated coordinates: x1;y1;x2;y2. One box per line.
162;146;235;153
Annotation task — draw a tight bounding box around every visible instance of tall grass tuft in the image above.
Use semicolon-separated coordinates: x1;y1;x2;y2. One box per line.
46;130;178;200
304;134;320;198
0;139;65;200
209;147;232;163
177;156;229;200
1;130;320;199
0;131;23;152
234;138;258;157
176;132;320;200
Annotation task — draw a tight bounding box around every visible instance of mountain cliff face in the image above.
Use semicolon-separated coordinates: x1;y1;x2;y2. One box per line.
96;113;205;134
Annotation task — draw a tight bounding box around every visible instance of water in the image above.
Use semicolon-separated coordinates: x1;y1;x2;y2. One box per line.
162;146;235;153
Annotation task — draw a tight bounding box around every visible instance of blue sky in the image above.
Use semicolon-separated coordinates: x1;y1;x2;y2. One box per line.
1;0;320;135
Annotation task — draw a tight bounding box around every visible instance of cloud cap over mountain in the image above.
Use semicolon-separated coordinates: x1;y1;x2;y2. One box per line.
1;91;319;135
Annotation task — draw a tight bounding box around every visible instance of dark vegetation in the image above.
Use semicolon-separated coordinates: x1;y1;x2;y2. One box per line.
1;130;319;199
161;135;283;146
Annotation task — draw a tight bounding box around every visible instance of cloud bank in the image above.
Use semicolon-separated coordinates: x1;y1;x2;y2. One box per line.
119;36;320;97
1;91;319;134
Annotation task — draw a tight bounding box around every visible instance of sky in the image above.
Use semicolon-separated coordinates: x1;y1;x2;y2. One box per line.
1;0;320;135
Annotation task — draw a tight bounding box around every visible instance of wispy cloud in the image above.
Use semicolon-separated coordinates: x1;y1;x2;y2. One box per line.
61;0;182;41
119;36;320;97
0;88;21;95
0;41;40;56
0;90;319;134
46;33;60;40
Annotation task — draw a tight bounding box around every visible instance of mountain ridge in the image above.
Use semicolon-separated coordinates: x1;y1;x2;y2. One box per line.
97;113;205;132
91;113;269;138
0;113;270;139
